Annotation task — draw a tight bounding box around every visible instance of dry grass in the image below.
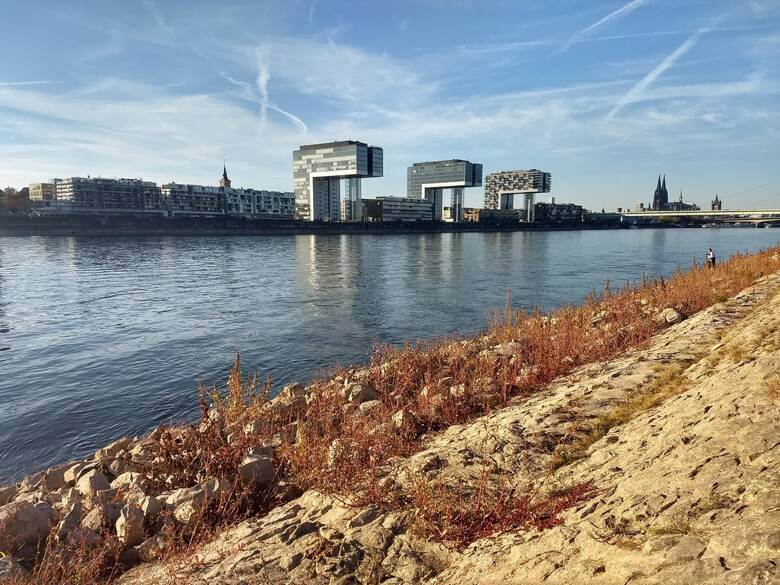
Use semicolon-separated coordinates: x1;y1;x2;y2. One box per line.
407;471;594;548
765;376;780;401
552;364;691;469
3;530;125;585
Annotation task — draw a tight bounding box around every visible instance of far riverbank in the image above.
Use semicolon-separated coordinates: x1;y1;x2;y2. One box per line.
0;212;628;237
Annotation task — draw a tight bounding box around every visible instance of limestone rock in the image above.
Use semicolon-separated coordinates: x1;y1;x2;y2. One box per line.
111;472;142;491
116;505;145;547
63;462;91;485
41;464;69;491
0;487;16;507
346;383;377;404
81;502;121;532
55;502;82;541
75;469;111;499
238;455;276;486
126;494;161;521
109;458;136;477
659;307;684;325
95;437;131;460
0;500;53;556
358;399;382;413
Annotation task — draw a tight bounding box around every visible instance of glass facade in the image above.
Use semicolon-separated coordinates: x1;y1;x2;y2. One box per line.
406;160;483;221
292;140;383;221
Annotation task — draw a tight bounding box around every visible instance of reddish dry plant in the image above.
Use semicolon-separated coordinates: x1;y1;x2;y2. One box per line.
283;246;780;500
4;529;125;585
408;473;595;548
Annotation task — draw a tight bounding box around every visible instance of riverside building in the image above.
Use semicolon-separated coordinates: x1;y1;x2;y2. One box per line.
293;140;383;221
161;183;225;216
484;169;551;222
54;177;165;214
28;182;58;206
534;198;584;224
363;197;434;222
406;160;483;222
31;166;293;219
224;189;295;218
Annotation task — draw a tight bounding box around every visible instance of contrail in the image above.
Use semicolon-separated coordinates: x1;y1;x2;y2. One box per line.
605;28;706;121
221;61;308;134
0;80;58;86
560;0;650;52
255;51;308;134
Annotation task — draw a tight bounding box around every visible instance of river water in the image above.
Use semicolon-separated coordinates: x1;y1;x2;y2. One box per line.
1;227;778;482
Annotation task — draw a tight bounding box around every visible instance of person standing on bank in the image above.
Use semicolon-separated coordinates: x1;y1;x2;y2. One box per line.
707;247;716;268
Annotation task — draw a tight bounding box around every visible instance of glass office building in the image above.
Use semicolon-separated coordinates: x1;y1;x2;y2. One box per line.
406;160;483;221
293;140;383;221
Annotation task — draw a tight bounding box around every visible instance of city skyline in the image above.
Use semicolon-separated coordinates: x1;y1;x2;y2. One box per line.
1;1;779;209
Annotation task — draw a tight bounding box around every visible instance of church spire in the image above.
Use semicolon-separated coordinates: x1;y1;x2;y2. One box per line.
656;174;662;190
219;160;231;189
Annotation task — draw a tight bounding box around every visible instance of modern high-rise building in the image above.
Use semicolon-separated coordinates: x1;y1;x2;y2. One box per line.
406;160;483;221
293;140;383;221
484;169;551;222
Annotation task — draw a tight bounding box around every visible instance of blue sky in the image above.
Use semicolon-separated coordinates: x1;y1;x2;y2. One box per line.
1;0;779;209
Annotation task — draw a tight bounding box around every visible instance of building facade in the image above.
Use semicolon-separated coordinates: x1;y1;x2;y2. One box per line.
406;160;482;222
534;200;584;224
711;195;722;211
55;177;165;213
483;169;551;222
667;191;701;212
363;197;433;222
225;188;295;218
28;182;58;205
293;140;383;221
161;183;225;216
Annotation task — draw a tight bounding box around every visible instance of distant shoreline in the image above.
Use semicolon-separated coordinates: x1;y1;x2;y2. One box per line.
0;213;631;237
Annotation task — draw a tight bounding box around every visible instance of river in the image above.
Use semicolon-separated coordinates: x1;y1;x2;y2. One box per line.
1;227;778;482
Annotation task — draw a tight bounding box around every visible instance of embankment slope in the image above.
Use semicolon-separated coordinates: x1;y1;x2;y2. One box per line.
114;273;780;584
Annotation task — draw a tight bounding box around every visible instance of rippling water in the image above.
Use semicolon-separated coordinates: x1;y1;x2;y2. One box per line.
0;228;777;482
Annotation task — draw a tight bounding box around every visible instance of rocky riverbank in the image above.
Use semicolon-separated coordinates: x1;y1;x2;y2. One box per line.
1;253;779;584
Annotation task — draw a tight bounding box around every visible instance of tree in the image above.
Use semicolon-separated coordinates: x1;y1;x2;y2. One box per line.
1;186;30;212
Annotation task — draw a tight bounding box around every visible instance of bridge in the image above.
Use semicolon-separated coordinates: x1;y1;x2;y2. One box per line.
621;209;780;223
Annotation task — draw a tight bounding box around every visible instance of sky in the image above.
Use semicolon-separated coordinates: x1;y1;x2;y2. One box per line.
1;0;779;210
